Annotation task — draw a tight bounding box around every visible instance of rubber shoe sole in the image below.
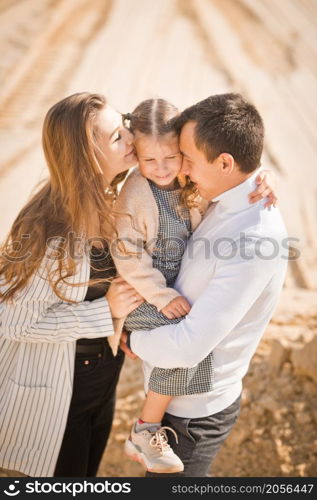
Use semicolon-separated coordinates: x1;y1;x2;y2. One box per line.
124;439;184;473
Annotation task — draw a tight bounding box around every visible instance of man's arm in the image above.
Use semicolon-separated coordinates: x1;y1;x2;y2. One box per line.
131;240;281;368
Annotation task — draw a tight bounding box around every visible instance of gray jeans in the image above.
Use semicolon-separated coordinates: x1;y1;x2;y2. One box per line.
146;395;241;477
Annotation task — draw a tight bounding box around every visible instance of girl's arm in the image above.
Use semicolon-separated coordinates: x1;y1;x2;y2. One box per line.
112;174;181;312
124;300;183;332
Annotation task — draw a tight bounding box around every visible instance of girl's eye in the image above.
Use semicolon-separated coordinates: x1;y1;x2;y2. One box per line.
145;159;154;162
166;156;176;160
114;133;121;143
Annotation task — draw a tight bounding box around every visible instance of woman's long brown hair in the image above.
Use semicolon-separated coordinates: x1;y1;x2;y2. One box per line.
0;92;127;303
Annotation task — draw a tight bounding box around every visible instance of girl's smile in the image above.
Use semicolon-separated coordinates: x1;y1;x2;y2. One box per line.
134;131;182;190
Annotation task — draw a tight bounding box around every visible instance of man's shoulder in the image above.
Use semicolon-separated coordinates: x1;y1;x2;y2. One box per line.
234;205;287;239
215;206;288;263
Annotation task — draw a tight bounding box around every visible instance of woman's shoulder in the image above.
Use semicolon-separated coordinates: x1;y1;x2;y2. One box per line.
0;238;89;307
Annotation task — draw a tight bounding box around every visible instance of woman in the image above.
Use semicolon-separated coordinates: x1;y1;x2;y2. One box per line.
0;93;143;477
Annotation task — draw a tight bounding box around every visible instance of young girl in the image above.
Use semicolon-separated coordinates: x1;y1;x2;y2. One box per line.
109;98;277;474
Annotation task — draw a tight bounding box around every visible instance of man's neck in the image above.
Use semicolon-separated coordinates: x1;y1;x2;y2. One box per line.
213;170;254;201
211;168;261;214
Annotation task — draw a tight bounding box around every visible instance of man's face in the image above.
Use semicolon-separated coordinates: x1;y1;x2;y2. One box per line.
180;121;224;200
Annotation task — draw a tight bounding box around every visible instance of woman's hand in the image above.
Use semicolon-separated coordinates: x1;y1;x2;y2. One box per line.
106;277;144;319
119;330;138;360
248;169;278;208
161;296;191;319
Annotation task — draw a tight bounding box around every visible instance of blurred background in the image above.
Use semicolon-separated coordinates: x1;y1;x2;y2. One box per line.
0;0;316;477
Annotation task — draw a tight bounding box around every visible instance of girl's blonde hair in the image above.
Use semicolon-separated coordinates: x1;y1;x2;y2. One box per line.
0;92;128;303
125;98;200;210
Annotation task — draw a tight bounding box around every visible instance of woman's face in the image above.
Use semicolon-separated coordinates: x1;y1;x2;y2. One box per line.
95;105;137;182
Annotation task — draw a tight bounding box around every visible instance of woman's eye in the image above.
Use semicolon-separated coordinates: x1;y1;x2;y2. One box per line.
114;133;121;143
145;159;154;162
167;156;176;160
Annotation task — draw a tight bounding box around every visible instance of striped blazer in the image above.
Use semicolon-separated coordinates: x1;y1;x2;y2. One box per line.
0;249;114;477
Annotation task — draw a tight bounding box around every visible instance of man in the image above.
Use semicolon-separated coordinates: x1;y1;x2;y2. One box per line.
122;93;288;476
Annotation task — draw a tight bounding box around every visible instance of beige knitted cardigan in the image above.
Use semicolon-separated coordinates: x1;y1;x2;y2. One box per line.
108;167;206;355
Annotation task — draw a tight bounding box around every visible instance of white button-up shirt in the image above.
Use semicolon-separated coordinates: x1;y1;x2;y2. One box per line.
131;171;288;418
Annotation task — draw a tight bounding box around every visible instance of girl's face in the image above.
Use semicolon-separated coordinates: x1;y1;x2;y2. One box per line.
95;105;137;183
134;131;182;190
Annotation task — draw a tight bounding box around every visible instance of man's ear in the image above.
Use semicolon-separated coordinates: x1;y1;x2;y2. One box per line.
219;153;234;175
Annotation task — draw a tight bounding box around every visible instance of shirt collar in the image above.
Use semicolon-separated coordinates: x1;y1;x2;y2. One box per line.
212;169;261;214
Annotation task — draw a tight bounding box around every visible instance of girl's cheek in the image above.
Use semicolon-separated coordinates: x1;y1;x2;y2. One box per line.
174;159;183;171
138;162;147;176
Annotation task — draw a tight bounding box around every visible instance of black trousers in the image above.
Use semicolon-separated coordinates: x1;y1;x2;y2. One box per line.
54;341;124;477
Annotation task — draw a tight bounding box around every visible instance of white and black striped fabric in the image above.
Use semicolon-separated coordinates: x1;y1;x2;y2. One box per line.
125;180;214;396
0;246;114;477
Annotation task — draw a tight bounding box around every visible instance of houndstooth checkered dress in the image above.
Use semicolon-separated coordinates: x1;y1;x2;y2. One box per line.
124;180;214;396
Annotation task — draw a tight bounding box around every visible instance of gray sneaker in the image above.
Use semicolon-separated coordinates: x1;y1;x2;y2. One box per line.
124;423;184;473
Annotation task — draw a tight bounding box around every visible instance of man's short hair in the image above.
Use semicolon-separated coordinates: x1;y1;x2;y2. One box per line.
177;93;264;173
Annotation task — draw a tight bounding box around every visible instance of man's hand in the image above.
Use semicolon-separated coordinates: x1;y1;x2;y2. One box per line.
160;296;191;319
120;331;138;360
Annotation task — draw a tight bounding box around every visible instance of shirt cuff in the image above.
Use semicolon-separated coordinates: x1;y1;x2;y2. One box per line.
126;331;132;350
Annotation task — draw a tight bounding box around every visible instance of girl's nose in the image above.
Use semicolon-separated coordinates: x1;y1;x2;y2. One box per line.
157;161;169;172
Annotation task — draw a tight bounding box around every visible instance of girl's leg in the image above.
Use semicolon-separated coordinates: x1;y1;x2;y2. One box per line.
125;389;184;473
140;390;172;424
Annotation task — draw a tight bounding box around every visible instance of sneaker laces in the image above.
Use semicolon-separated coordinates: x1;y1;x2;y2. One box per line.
149;426;178;454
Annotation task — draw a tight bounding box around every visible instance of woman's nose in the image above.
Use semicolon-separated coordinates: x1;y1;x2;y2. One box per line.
124;128;134;145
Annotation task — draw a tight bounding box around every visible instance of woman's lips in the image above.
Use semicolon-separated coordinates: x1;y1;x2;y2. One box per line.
125;149;136;159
